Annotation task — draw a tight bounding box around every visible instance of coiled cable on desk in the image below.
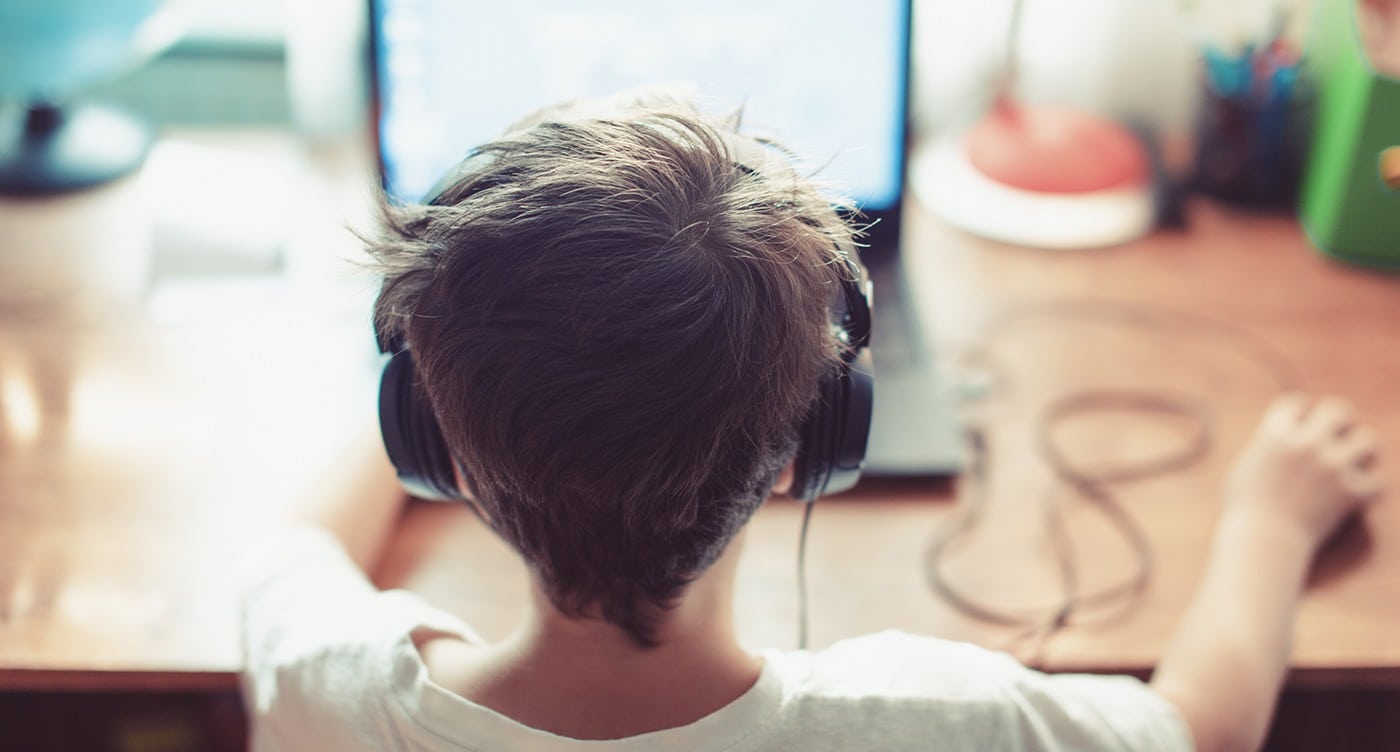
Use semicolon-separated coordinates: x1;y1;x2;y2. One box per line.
922;299;1304;664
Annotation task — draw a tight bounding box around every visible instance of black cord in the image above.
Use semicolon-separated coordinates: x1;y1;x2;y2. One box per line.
796;499;816;651
924;299;1303;663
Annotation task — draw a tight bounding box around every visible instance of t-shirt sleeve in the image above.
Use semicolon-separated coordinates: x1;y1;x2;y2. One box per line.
999;667;1195;752
236;524;480;749
798;631;1193;752
238;524;374;632
237;525;480;653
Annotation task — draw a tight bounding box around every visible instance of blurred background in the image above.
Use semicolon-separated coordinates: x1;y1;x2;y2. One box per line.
0;0;1216;306
53;0;1200;143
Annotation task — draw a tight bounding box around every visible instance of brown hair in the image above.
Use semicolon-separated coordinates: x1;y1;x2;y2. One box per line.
368;97;855;645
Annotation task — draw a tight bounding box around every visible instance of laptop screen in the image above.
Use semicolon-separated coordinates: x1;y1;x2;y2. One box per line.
370;0;911;220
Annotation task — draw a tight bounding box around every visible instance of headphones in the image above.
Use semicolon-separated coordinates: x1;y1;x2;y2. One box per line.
377;167;875;504
787;259;875;500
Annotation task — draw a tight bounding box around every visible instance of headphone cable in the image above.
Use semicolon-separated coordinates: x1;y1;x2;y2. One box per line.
923;298;1303;664
796;499;816;650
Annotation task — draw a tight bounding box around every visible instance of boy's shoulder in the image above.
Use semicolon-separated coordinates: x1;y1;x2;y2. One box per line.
787;629;1028;699
765;631;1190;752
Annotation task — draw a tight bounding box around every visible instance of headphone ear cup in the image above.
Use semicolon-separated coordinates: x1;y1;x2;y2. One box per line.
790;348;874;502
825;349;873;495
379;351;463;501
791;372;841;502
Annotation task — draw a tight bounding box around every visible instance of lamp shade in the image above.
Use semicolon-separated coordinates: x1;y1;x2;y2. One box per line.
0;1;184;195
0;0;183;99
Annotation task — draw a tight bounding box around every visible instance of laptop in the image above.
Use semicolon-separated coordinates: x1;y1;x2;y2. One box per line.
368;0;961;476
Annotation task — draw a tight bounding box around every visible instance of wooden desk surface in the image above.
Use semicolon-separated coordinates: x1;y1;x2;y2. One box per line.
2;135;1398;692
381;200;1400;689
0;133;383;690
901;199;1400;686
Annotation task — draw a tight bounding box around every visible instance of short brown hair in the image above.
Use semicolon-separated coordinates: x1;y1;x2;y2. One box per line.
369;96;854;644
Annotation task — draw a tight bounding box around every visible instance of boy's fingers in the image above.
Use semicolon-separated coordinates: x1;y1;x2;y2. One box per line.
1264;392;1310;430
1337;427;1380;470
1342;466;1385;502
1304;396;1356;439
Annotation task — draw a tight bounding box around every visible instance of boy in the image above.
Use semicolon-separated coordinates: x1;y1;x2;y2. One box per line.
240;95;1384;751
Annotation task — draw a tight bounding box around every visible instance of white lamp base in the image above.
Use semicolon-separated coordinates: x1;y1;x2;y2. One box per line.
911;136;1156;251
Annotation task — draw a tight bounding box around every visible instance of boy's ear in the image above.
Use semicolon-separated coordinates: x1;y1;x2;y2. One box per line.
773;461;796;496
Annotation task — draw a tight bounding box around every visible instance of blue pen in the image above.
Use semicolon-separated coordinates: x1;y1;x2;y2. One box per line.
1268;63;1297;107
1205;43;1254;98
1255;59;1297;187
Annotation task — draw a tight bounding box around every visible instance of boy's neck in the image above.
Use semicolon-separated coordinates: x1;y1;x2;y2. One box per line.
420;536;762;740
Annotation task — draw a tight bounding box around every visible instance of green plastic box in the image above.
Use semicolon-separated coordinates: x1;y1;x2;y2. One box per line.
1300;0;1400;268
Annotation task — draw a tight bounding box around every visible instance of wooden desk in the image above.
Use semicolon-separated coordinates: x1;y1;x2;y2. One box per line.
382;200;1400;689
0;132;382;691
1;135;1397;698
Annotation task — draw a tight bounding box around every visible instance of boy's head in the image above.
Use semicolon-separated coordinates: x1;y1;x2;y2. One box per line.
370;94;859;645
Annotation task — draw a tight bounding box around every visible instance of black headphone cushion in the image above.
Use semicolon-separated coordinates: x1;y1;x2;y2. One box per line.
790;349;874;502
379;351;462;501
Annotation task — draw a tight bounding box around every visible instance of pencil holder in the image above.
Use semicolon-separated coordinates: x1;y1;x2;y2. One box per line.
1299;0;1400;268
1193;76;1315;207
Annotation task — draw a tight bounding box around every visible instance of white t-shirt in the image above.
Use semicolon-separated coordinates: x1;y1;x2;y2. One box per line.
240;527;1193;752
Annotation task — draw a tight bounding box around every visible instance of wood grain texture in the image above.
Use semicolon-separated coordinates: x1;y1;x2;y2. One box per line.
2;132;1397;692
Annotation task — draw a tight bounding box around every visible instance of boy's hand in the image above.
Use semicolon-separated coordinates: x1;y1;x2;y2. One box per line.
1157;394;1383;752
1225;393;1384;554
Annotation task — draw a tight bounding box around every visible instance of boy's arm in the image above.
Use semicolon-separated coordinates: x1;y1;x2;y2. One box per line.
286;423;409;573
1151;395;1384;752
1149;504;1312;752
